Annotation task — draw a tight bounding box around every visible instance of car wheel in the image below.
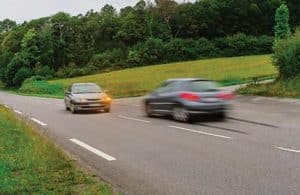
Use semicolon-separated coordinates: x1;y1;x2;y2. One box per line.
145;103;154;117
65;102;70;111
172;106;190;123
70;103;77;114
104;107;110;113
216;111;226;121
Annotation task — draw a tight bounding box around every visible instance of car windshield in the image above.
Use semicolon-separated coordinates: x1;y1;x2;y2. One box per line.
188;81;219;92
72;84;102;94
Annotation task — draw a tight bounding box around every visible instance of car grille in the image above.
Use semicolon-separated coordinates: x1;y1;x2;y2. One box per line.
87;99;101;101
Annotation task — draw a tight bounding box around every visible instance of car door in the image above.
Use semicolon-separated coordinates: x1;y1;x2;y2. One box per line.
150;82;179;113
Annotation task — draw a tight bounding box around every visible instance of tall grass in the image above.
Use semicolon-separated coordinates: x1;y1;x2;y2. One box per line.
0;106;113;194
237;77;300;98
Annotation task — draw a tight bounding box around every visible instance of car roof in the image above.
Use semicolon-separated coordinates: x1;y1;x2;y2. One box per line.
165;78;210;83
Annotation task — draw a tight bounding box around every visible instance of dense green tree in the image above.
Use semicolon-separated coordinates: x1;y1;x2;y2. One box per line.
274;4;291;40
0;19;17;33
0;0;299;87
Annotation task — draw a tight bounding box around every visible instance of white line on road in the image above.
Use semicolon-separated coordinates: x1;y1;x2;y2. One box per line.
31;118;48;126
14;110;22;114
276;146;300;153
70;139;116;161
168;125;233;140
118;115;150;123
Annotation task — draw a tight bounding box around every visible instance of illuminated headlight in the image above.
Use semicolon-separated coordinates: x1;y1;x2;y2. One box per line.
103;96;112;102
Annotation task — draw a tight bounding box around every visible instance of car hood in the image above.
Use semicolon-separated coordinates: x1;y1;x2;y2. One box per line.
72;93;106;99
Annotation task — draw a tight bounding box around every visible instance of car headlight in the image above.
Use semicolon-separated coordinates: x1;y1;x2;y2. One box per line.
103;96;112;102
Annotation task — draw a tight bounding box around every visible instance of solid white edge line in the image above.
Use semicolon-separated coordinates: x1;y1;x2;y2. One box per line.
14;110;22;114
168;125;233;140
118;115;150;123
70;139;116;161
276;146;300;153
31;118;48;126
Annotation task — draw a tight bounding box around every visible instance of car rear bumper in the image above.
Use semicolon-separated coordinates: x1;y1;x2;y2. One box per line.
185;103;230;115
187;109;226;115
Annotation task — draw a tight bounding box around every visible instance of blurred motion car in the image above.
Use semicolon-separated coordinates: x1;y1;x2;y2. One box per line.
144;78;234;122
64;83;112;114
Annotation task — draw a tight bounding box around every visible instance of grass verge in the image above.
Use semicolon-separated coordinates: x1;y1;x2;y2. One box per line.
13;54;276;98
0;105;113;194
237;77;300;98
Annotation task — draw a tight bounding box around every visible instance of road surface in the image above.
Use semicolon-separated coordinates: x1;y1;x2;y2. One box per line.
0;91;300;195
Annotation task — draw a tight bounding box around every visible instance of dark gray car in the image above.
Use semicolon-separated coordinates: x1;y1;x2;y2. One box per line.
64;83;111;114
144;78;234;122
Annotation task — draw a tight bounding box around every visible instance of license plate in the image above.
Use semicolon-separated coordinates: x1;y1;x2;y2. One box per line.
89;103;100;106
203;98;219;103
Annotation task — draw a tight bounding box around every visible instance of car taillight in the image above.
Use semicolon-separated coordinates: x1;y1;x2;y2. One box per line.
180;93;201;102
218;92;234;100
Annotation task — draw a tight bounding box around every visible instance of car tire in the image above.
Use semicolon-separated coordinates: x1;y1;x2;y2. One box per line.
172;106;191;123
104;107;110;113
145;103;154;117
65;103;70;111
70;103;77;114
216;111;226;121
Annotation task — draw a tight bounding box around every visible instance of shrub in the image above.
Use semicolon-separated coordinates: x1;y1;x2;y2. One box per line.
56;62;85;78
34;63;55;79
4;53;26;87
273;30;300;79
196;38;219;58
214;33;273;57
256;36;274;54
164;38;199;62
88;49;124;71
127;38;165;66
19;78;64;96
13;67;34;87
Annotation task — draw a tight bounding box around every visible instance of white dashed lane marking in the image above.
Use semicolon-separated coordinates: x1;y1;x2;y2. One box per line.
276;146;300;154
169;125;233;140
118;115;151;123
31;118;48;126
70;138;116;161
14;110;23;114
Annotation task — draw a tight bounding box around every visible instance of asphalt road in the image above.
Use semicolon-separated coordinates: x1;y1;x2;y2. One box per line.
0;91;300;195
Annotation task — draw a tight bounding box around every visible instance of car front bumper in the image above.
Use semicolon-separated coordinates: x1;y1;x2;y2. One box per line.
73;102;111;111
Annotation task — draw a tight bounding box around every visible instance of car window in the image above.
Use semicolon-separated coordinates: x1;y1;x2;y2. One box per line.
72;84;102;94
154;81;181;94
187;81;219;92
165;82;182;92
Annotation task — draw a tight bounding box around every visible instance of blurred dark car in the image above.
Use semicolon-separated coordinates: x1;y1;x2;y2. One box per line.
144;78;234;122
64;83;111;114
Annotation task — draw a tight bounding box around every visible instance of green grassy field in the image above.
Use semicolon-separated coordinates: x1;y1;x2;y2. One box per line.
20;54;277;98
0;106;113;194
238;77;300;98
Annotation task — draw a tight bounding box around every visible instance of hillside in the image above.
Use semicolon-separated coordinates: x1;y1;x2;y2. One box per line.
43;55;276;98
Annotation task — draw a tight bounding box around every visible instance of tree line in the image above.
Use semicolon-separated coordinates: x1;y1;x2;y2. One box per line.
0;0;299;87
